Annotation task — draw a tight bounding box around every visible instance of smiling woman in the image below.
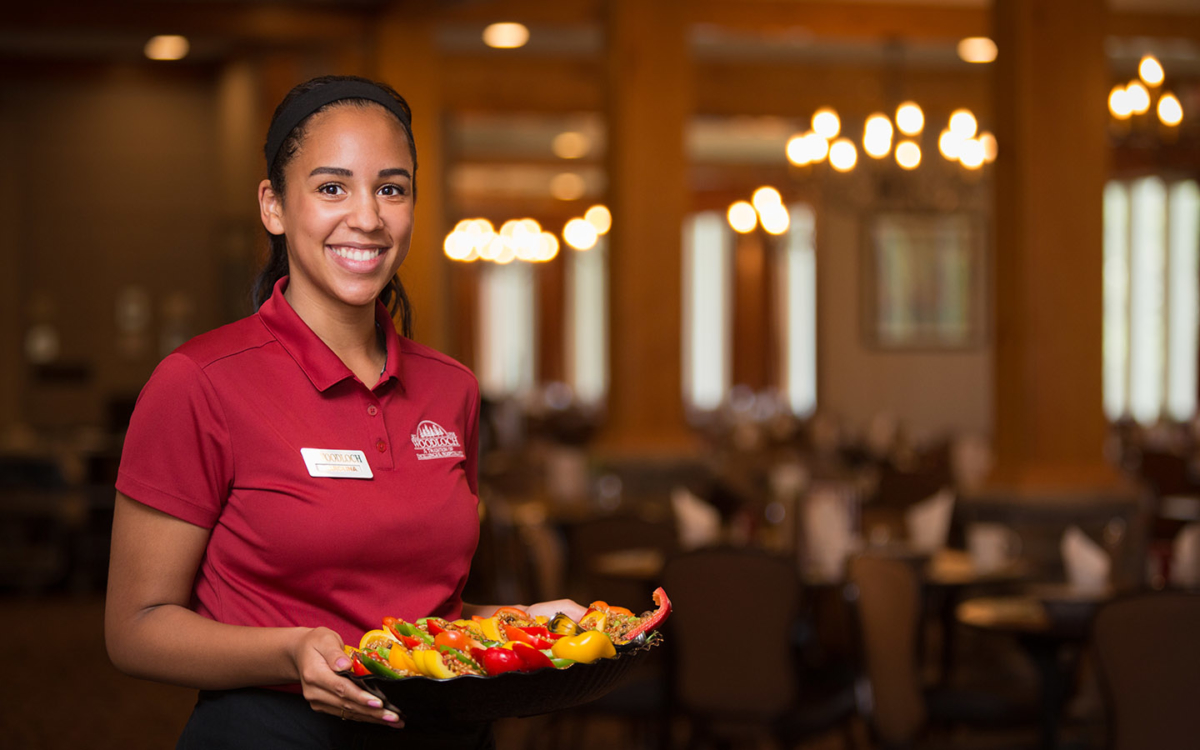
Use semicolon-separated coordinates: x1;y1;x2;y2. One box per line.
104;75;585;750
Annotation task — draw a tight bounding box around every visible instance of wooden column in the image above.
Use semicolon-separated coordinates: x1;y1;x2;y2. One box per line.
989;0;1117;488
597;0;694;455
375;12;449;353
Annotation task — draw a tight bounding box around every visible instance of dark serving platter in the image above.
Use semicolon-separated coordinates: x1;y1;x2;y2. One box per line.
341;635;662;723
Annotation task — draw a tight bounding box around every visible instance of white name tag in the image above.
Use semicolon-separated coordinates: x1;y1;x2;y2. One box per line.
300;448;374;479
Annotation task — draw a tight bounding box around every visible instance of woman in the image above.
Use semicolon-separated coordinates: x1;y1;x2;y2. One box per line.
105;75;583;749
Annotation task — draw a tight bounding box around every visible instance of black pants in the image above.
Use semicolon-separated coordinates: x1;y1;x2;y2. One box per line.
177;688;495;750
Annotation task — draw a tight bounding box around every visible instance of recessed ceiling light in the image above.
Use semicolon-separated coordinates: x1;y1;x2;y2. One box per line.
483;23;529;50
144;35;189;61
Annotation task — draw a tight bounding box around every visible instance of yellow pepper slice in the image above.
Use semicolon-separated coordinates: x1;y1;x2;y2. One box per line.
413;649;455;679
386;643;419;675
478;616;505;642
551;630;616;664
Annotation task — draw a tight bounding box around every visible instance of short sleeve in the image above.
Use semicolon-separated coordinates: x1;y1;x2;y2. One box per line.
116;353;234;528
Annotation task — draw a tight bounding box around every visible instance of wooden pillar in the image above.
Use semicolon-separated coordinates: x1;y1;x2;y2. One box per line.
597;0;694;455
375;12;449;353
990;0;1117;488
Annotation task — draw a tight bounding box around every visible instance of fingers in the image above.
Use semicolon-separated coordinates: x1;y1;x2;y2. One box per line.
305;675;404;727
295;627;404;727
525;598;586;622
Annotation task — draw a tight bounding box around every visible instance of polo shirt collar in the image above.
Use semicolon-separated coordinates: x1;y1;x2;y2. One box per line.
258;276;403;393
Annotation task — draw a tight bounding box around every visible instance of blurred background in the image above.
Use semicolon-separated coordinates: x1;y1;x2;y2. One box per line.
2;0;1200;748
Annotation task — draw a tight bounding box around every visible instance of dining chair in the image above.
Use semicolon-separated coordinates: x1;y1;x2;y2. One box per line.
1092;591;1200;750
849;553;1036;749
662;546;857;749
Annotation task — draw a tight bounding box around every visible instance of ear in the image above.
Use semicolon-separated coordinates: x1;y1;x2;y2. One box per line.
258;179;286;236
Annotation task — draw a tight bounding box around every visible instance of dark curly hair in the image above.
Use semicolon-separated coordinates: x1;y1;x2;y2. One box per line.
252;75;416;338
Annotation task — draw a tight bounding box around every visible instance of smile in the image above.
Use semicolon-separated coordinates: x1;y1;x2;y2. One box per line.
329;245;384;261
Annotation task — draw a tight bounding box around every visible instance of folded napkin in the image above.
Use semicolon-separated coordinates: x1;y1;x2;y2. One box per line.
1061;525;1110;593
905;488;955;553
804;486;857;579
1169;522;1200;589
671;486;722;551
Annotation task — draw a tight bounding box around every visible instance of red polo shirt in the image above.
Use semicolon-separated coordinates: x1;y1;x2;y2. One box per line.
116;277;480;647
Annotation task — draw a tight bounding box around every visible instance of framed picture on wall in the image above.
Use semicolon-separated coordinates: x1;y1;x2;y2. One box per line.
863;211;986;349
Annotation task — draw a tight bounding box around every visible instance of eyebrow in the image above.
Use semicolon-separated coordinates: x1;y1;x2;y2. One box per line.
309;166;412;180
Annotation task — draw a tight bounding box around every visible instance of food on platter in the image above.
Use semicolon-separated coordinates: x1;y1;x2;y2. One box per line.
343;587;670;681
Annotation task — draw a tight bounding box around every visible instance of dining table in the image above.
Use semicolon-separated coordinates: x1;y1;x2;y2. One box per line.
957;585;1112;750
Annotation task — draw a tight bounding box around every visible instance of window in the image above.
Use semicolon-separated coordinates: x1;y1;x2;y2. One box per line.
1103;177;1200;423
779;204;818;416
566;237;608;406
683;211;733;411
477;261;536;399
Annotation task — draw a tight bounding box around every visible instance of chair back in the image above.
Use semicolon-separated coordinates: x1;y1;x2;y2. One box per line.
567;513;676;604
848;553;927;746
1093;592;1200;750
662;547;799;718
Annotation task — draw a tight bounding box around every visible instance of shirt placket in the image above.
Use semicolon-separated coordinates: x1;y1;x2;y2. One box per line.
364;386;394;471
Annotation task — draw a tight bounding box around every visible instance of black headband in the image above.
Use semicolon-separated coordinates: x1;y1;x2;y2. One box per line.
265;80;413;173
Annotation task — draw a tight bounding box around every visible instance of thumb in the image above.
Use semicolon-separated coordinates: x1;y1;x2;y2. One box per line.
315;629;352;672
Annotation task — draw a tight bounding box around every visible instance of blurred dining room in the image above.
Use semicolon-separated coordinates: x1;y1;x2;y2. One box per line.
3;0;1200;748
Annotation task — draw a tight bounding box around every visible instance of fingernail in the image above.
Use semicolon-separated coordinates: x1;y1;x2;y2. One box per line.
335;658;351;670
367;699;382;709
382;711;399;723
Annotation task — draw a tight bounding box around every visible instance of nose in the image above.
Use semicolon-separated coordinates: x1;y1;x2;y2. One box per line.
347;192;384;233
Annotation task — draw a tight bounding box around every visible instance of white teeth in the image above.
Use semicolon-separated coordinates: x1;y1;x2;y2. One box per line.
331;246;380;261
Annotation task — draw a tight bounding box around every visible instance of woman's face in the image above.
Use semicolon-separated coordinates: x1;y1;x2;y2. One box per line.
261;103;414;312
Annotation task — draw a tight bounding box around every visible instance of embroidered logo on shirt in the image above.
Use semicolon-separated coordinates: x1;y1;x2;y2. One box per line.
410;420;465;461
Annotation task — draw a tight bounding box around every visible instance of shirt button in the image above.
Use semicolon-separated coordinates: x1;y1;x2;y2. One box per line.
375;439;387;453
367;405;378;416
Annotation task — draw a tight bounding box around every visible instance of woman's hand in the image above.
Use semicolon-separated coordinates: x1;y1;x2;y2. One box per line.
523;598;587;623
291;627;403;727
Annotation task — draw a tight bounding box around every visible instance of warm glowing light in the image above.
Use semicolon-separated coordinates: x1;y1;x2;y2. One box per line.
760;205;790;235
752;186;783;214
727;201;757;233
483;22;529;49
786;134;809;166
948;109;978;139
979;131;998;163
938;129;963;160
470;218;495;236
812;108;840;139
144;35;189;61
863;113;893;158
829;138;857;172
538;232;560;262
1109;85;1133;119
895;102;924;136
959;138;985;169
1139;55;1165;87
550;172;586;201
584;205;612;234
1158;92;1184;126
443;232;471;261
563;218;598;250
1126;81;1151;115
552;131;590;159
895;141;921;170
957;36;997;64
494;243;517;264
479;236;504;261
803;133;829;163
